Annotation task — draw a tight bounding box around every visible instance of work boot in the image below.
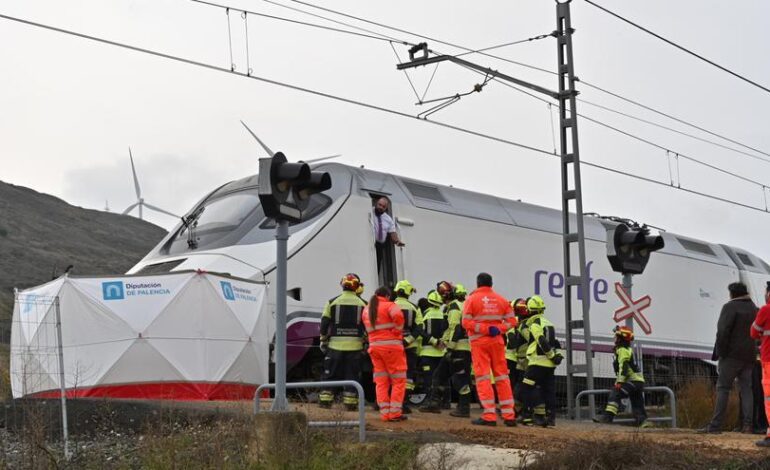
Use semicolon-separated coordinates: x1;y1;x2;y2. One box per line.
419;400;442;413
504;419;517;427
592;413;613;424
402;404;412;415
756;437;770;448
450;394;471;418
471;417;496;427
639;420;654;429
696;426;721;434
389;415;408;422
318;401;332;409
344;403;357;412
546;413;556;427
533;414;547;428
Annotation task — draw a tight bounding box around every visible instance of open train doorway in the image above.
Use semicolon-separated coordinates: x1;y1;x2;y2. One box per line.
370;194;401;289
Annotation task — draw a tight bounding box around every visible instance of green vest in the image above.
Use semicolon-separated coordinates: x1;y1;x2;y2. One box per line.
614;345;644;383
395;297;420;350
525;314;558;368
445;300;470;352
321;291;366;351
419;306;447;357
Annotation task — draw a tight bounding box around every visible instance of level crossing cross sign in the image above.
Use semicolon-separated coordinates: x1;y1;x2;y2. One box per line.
613;282;653;334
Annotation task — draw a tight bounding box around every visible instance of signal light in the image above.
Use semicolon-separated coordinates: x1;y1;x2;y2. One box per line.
258;152;332;222
606;223;664;275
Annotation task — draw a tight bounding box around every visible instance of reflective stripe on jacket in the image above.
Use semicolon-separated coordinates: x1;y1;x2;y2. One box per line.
362;296;405;347
462;286;516;342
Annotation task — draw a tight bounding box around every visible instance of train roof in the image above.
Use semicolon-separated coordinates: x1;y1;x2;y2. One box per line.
312;162;769;271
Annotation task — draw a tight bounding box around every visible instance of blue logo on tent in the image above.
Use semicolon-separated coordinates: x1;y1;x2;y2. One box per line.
102;281;125;300
221;281;235;301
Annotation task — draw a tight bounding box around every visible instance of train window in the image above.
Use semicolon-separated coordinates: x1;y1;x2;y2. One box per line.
737;253;755;267
677;238;716;257
403;180;447;203
195;193;261;233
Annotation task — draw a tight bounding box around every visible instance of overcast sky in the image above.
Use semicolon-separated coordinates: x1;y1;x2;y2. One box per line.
2;0;769;261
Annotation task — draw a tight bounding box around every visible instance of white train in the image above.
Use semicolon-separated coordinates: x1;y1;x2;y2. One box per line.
128;163;770;382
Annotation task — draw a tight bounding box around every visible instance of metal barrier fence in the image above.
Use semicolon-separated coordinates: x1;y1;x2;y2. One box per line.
254;380;366;443
8;293;71;459
575;386;677;427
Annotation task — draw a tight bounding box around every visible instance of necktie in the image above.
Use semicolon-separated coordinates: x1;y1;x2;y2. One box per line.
377;213;384;242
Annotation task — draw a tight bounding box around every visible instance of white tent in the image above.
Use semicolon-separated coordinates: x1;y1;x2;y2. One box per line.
11;271;269;400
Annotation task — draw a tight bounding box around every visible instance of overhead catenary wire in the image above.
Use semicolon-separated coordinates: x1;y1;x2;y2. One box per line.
584;0;770;96
284;0;770;160
1;12;768;215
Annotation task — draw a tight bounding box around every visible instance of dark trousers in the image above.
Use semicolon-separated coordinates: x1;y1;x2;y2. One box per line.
508;359;527;413
375;242;393;287
320;349;362;403
607;381;648;424
753;361;768;430
405;347;419;393
431;351;471;395
709;357;753;429
522;365;556;417
420;356;445;400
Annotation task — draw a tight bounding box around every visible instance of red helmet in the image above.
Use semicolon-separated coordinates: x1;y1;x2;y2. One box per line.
340;273;361;292
512;298;529;317
614;325;634;342
436;281;454;300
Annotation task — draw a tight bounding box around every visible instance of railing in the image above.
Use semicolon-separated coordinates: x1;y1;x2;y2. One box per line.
253;380;366;443
575;386;677;428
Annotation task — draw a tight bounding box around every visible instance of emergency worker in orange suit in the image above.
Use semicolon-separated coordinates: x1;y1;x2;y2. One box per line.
750;281;770;447
362;286;408;422
462;272;518;426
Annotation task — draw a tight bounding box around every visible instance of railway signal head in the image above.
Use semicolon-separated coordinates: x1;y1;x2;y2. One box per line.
258;152;332;222
606;223;664;275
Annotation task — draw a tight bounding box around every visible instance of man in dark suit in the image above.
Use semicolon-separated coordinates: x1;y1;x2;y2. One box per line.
698;282;758;434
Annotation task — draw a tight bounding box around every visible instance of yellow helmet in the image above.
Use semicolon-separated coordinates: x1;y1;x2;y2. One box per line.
427;290;443;307
394;280;416;296
454;283;468;298
527;295;546;313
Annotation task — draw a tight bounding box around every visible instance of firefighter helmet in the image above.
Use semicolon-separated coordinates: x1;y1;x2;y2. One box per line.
340;273;361;292
436;281;454;300
427;290;443;307
454;283;468;298
394;280;416;296
526;295;546;313
614;325;634;342
512;298;529;317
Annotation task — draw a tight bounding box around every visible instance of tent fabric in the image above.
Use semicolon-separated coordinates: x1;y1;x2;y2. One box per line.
11;271;269;401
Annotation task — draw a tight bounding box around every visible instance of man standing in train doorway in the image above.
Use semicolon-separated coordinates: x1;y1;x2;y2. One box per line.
372;197;405;287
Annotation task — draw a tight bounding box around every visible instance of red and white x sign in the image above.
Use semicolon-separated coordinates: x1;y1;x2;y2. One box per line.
613;282;653;334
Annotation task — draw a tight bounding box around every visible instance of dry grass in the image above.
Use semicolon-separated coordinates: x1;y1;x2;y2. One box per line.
0;343;10;401
522;433;767;470
676;379;740;430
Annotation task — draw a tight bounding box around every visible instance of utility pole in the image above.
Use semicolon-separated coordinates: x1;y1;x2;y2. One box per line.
397;0;594;418
554;0;595;419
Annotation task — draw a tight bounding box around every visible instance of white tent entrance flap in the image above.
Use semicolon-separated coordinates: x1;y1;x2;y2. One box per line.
11;271;269;400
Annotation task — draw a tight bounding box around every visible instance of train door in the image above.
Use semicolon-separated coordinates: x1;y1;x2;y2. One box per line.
370;194;400;289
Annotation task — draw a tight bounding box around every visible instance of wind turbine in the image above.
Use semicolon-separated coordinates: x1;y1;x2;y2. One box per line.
239;121;341;163
122;147;178;220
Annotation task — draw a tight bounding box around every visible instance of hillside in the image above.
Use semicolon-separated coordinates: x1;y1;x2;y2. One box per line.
0;181;167;338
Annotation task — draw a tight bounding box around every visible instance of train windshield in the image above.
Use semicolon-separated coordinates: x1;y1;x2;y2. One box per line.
161;187;334;255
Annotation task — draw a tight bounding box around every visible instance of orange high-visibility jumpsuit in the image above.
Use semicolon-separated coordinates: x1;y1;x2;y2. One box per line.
363;296;407;421
462;286;518;422
750;300;770;438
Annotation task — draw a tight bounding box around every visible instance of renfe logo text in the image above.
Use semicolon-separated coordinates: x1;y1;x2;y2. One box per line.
534;261;609;306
